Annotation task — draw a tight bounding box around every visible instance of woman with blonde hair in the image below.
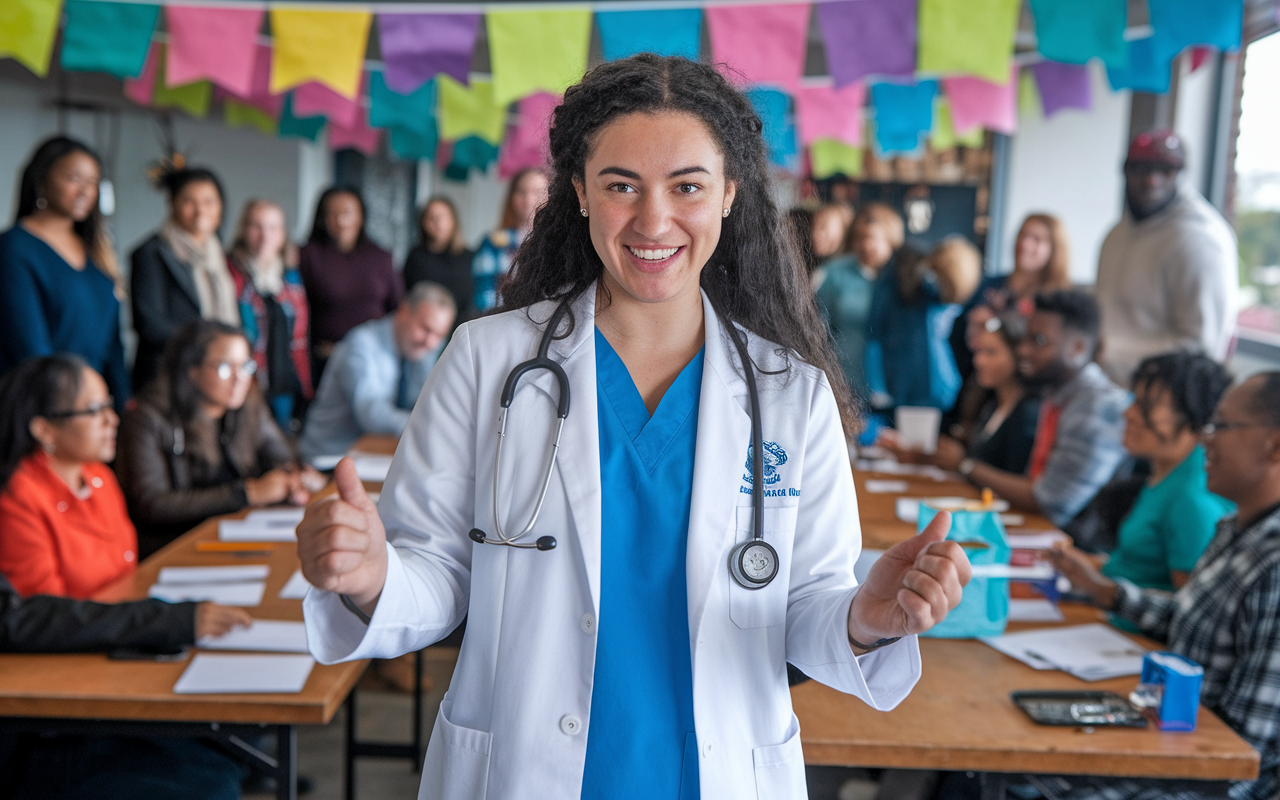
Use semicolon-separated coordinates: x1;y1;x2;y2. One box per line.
226;198;312;427
471;167;549;311
0;137;128;409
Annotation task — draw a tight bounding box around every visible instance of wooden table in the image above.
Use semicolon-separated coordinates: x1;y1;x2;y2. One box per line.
790;467;1261;797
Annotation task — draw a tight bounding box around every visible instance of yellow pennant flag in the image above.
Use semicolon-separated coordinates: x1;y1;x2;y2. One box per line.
918;0;1020;84
269;8;371;100
438;76;508;146
0;0;62;77
811;139;864;180
487;9;592;108
1019;69;1043;120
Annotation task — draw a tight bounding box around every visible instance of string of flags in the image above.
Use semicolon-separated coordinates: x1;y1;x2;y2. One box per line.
0;0;1245;180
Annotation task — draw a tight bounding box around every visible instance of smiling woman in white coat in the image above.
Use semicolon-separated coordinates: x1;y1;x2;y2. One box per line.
298;54;971;800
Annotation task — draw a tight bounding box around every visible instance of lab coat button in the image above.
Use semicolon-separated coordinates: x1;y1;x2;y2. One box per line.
702;740;713;758
580;614;595;634
559;715;582;736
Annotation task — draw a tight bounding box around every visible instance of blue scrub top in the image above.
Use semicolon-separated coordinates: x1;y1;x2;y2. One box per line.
581;329;704;800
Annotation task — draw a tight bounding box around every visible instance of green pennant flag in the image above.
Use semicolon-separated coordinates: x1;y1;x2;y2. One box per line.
811;139;864;180
918;0;1021;83
1019;69;1043;120
487;9;592;108
438;76;507;146
61;1;158;78
0;0;62;77
152;53;211;118
225;100;278;136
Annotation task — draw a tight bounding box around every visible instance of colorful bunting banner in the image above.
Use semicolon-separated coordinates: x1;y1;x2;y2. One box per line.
165;5;262;97
123;43;159;105
871;79;936;156
917;0;1020;83
816;0;917;86
596;8;702;62
795;82;866;146
293;76;366;129
746;87;799;169
707;4;811;92
269;8;371;99
438;76;507;146
225;100;277;136
389;125;439;162
1106;35;1174;93
278;94;326;142
217;44;283;119
499;92;559;178
0;0;62;78
1018;69;1042;119
329;115;381;155
487;9;591;108
810;138;864;179
1148;0;1244;54
369;72;437;136
943;70;1016;136
1030;61;1093;117
152;49;212;119
378;13;479;94
932;100;984;149
61;0;158;79
446;136;501;180
1028;0;1128;69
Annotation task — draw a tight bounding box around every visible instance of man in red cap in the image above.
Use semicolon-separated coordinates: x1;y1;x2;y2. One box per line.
1095;129;1237;385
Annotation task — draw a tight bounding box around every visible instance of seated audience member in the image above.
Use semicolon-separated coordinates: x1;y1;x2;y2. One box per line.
403;196;475;326
1043;372;1280;800
888;311;1040;475
865;235;982;411
473;167;549;312
131;166;238;392
0;568;251;798
1095;352;1234;591
955;290;1129;528
299;186;400;380
115;320;322;558
816;202;903;400
298;282;457;461
0;356;137;598
226;198;312;428
0;136;128;408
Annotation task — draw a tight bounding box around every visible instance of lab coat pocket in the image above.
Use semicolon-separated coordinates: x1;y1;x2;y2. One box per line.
729;505;797;629
751;714;806;800
422;697;492;798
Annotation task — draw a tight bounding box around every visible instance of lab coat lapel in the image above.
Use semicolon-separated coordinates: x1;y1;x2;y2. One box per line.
687;294;752;642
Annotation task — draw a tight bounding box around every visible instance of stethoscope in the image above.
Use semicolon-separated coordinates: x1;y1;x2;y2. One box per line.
468;299;779;590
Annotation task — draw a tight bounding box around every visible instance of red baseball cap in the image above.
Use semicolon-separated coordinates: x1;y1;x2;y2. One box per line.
1126;129;1186;170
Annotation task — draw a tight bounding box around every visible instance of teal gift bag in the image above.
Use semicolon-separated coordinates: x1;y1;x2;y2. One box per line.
918;504;1010;638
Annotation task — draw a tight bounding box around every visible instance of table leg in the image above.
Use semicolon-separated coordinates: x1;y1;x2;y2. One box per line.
345;691;357;800
277;725;297;800
979;772;1007;800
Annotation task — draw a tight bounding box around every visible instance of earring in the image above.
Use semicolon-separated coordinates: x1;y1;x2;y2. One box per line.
40;440;55;454
35;197;47;210
722;207;730;218
580;208;588;218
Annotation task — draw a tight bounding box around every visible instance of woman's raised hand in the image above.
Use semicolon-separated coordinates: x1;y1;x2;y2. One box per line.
296;457;388;614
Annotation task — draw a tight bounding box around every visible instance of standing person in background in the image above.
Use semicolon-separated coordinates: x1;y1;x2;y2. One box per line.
299;186;400;381
130;167;239;392
810;202;849;268
0;137;128;409
472;167;549;312
226;199;312;428
816;202;903;402
403;196;475;326
1096;130;1238;385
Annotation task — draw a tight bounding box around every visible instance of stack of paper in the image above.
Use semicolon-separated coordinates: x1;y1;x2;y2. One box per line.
980;623;1147;681
863;479;909;494
174;653;315;694
278;569;311;600
855;459;950;481
149;565;267;606
219;516;298;543
198;620;310;653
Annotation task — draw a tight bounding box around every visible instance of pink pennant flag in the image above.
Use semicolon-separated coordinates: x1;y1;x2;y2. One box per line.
942;70;1017;136
329;116;381;155
294;74;367;129
795;82;866;146
216;44;283;118
165;6;262;97
706;4;810;91
499;92;559;178
124;44;160;105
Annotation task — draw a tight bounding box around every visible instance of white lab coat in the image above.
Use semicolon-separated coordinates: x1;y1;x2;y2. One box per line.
304;285;922;800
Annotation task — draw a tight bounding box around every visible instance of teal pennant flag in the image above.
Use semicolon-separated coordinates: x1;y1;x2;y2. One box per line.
596;9;702;61
745;88;798;170
61;0;159;78
278;94;326;142
389;125;439;162
370;72;438;137
1029;0;1128;69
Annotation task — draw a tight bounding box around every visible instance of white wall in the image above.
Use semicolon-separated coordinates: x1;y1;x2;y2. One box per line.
1002;62;1132;284
1172;54;1218;201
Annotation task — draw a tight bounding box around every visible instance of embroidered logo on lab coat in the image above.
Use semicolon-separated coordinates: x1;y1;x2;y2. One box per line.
743;441;788;486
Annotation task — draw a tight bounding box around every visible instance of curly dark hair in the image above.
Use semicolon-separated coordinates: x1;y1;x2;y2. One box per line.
498;54;858;435
0;354;89;493
1130;351;1233;438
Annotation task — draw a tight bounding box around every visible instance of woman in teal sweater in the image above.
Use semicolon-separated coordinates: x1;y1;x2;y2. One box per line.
1101;351;1235;591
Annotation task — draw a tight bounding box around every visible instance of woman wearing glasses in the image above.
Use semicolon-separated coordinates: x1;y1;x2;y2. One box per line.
115;320;323;558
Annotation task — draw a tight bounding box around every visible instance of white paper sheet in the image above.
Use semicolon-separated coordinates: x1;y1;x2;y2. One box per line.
156;565;270;585
855;459;950;481
278;569;310;600
864;479;909;494
198;620;310;653
1007;531;1071;550
1007;598;1065;622
980;623;1147;681
218;518;297;543
173;653;315;694
894;496;1012;523
350;454;394;482
148;581;265;607
970;563;1056;580
245;508;306;526
1000;514;1025;526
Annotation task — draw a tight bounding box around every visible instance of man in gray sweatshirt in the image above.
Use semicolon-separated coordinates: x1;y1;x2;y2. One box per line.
1095;130;1238;385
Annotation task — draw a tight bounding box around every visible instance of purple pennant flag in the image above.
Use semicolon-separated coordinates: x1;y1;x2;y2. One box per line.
1030;61;1092;117
817;0;916;86
378;13;480;94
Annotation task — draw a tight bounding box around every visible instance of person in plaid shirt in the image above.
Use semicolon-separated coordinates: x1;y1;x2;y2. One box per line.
1045;371;1280;800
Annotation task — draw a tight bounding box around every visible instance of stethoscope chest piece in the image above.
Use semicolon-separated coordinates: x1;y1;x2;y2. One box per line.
729;539;779;589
